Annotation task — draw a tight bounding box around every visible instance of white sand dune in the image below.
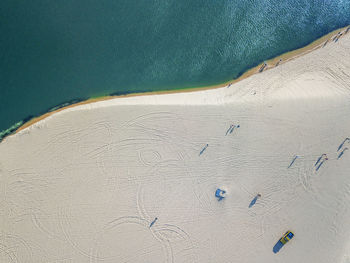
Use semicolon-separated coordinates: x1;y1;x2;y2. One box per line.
1;32;350;263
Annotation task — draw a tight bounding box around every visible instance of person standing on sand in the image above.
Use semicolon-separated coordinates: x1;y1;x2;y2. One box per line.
316;156;328;171
323;40;329;47
337;147;348;159
249;194;261;208
315;154;326;166
337;137;349;151
229;124;240;134
199;144;209;156
149;217;158;228
259;62;267;72
226;124;233;135
288;155;298;168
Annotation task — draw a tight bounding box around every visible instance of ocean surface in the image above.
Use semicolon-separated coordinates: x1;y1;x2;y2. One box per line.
1;0;350;136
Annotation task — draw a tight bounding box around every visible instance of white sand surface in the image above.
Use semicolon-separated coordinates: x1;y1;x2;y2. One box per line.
1;32;350;263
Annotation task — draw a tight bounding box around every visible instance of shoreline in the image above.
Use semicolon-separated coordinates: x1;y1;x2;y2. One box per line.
1;24;349;143
2;25;350;262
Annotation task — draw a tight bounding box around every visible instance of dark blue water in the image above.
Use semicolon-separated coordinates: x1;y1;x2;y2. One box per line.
1;0;349;137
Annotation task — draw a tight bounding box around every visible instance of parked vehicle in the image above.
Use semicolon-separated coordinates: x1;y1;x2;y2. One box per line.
279;231;294;245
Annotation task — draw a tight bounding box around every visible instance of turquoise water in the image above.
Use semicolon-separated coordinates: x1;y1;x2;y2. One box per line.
0;0;349;137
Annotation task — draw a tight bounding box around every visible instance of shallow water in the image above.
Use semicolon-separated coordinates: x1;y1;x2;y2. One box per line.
0;0;349;133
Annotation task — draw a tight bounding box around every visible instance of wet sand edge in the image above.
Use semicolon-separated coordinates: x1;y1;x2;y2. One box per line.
4;25;349;140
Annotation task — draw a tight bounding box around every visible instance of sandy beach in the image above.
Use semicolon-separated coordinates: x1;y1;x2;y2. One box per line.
1;28;350;263
11;25;349;136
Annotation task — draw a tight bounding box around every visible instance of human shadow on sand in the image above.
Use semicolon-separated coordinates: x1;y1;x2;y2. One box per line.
249;194;261;208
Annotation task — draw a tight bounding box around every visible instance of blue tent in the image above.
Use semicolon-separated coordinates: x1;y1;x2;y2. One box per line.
215;189;226;201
